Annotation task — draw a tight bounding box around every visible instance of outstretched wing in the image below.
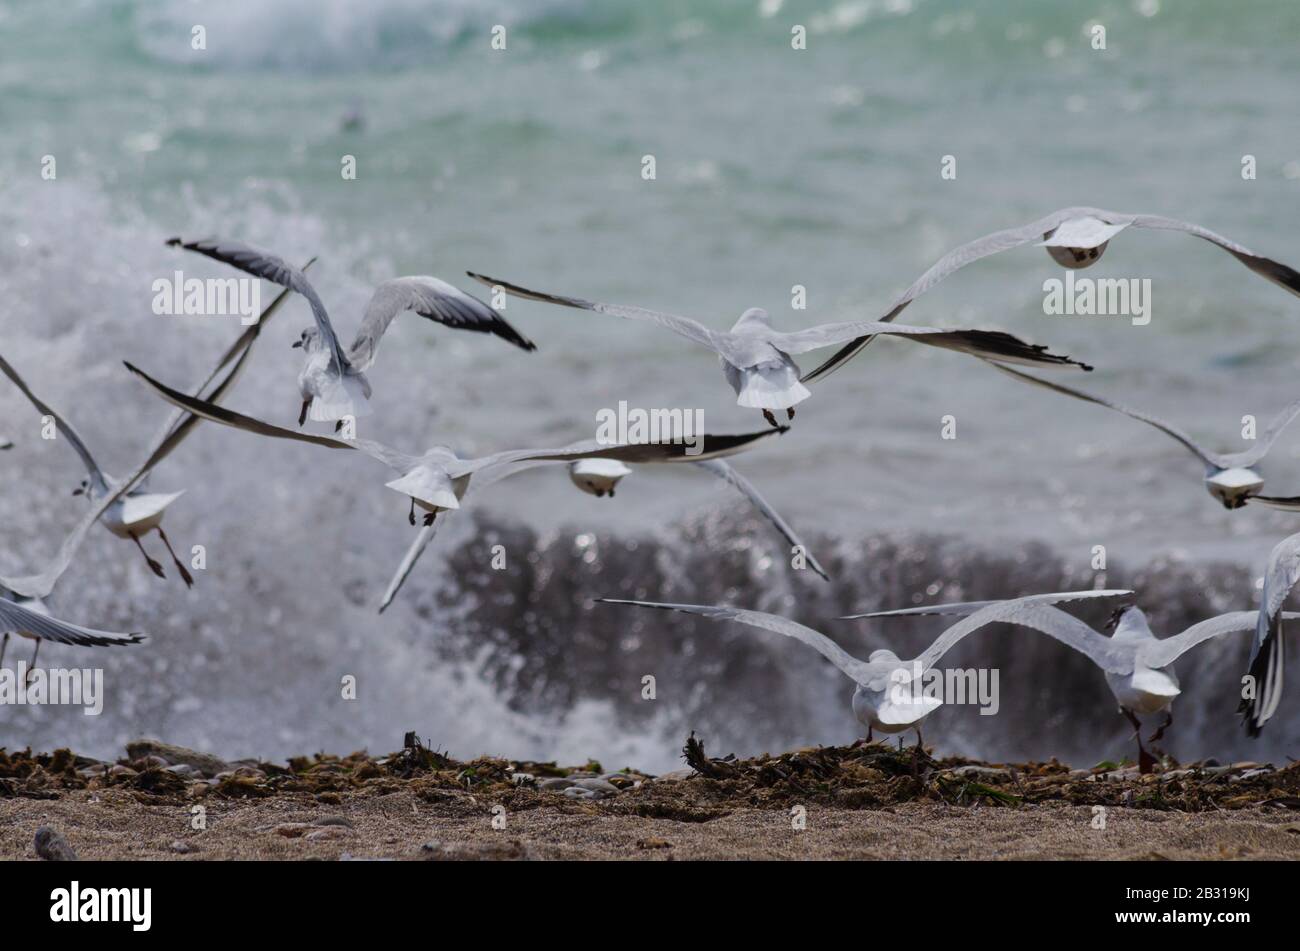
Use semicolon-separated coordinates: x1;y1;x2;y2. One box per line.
123;362;413;473
1141;610;1300;670
915;599;1135;674
691;458;830;581
376;518;447;614
770;321;1090;370
349;276;536;371
0;598;147;648
1222;395;1300;468
597;598;880;685
1129;213;1300;299
989;362;1225;468
167;237;349;372
0;351;107;491
452;427;785;477
466;272;724;353
843;589;1133;620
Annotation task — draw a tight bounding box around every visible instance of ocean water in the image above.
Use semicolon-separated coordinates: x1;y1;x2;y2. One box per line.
1;0;1298;771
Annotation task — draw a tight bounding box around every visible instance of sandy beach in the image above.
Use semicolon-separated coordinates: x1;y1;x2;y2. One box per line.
4;737;1298;861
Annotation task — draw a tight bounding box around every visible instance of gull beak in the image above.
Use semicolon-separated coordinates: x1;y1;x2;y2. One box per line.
291;339;303;349
71;487;84;496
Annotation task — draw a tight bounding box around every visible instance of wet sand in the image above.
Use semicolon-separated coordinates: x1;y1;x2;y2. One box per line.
3;738;1298;860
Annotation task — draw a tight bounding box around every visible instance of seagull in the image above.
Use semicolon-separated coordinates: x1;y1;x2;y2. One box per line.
376;452;829;614
801;206;1300;383
0;276;307;599
127;361;785;535
1;585;147;679
1242;531;1300;736
465;272;1090;429
167;237;536;427
598;590;1129;747
850;596;1298;771
990;361;1300;510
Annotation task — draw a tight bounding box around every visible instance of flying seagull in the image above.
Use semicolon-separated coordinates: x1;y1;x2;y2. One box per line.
801;206;1300;383
376;452;828;614
466;272;1090;429
851;596;1298;770
990;361;1300;510
167;237;536;427
599;590;1129;747
0;275;308;599
1242;531;1300;736
1;586;147;678
127;362;785;537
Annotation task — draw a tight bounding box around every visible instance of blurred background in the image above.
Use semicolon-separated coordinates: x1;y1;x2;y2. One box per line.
1;0;1298;770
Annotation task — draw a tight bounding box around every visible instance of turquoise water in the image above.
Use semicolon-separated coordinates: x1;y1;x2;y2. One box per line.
2;0;1299;769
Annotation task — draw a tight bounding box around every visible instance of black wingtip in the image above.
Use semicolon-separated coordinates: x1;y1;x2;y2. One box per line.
165;236;183;248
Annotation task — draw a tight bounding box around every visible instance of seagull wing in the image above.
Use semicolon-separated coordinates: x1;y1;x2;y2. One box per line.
1128;213;1300;298
466;271;726;355
1139;610;1300;670
167;237;350;372
449;427;785;477
349;276;536;371
1243;532;1300;734
376;517;447;614
1223;395;1300;467
799;207;1091;383
0;351;107;490
691;458;830;581
989;362;1226;468
915;599;1134;674
842;589;1133;620
122;362;413;472
769;321;1090;369
0;598;147;648
597;599;880;685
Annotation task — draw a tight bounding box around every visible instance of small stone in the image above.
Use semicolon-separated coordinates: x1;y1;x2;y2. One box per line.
570;778;619;796
164;764;199;776
34;827;78;861
125;739;229;778
650;768;694;782
561;787;600;800
108;765;138;778
169;840;198;854
636;836;672;850
950;765;1012;783
305;826;355;841
538;778;574;791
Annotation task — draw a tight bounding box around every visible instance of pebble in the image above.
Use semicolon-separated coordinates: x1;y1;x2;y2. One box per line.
949;765;1012;783
421;839;535;861
34;827;78;861
169;840;199;854
108;765;138;778
561;787;601;800
569;778;619;796
538;778;574;791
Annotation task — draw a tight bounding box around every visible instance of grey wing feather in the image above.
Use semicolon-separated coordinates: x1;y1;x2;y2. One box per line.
466;272;725;354
167;237;349;371
1142;611;1277;670
598;599;880;685
0;599;147;648
915;599;1134;674
123;362;414;472
989;362;1224;467
800;207;1091;383
350;277;536;371
1128;214;1300;298
0;352;107;490
771;321;1089;370
376;517;446;614
1222;395;1300;467
843;588;1132;620
691;459;830;581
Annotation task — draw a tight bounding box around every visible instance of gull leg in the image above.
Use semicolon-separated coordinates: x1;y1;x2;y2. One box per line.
26;639;40;685
786;407;795;421
915;725;925;752
422;511;438;527
156;527;194;588
298;399;310;427
129;532;166;579
1122;707;1156;774
762;409;779;429
0;632;8;668
1147;710;1173;744
408;498;416;526
867;726;873;744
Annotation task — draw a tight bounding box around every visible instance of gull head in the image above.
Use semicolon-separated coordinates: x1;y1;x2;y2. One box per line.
1038;216;1128;269
1106;604;1152;640
867;648;900;664
731;307;772;332
292;327;320;350
568;459;632;498
1205;466;1263;509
